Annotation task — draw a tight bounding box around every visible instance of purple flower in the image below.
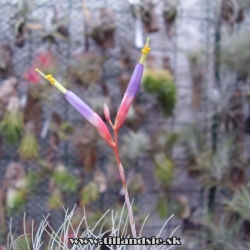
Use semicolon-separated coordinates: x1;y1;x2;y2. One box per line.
114;38;151;130
65;91;96;125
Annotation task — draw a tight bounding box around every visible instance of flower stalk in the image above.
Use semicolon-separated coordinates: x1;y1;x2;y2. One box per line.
35;38;151;250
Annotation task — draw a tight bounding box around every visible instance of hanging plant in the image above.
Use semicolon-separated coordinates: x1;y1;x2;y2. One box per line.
48;188;63;210
0;43;14;78
37;10;69;45
18;122;39;160
68;52;105;88
221;30;250;80
71;124;100;172
154;152;175;189
120;130;151;166
163;0;178;37
3;163;28;215
0;77;17;105
23;88;43;135
88;8;115;49
0;96;24;144
80;181;99;206
14;0;40;47
51;164;79;195
186;49;206;110
131;1;159;33
220;0;245;26
142;68;177;117
169;195;190;219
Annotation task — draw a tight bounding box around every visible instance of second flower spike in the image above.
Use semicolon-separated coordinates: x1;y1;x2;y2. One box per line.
114;38;151;130
35;69;115;147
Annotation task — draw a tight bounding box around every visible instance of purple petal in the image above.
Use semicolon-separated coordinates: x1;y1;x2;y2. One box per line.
65;91;95;125
125;63;144;98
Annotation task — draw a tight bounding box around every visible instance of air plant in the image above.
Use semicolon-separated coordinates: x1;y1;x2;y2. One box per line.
220;0;245;26
221;30;250;80
80;181;99;206
14;0;36;47
51;164;79;196
68;52;105;88
6;204;179;250
0;43;14;78
208;83;244;136
142;68;177;116
131;0;160;33
38;10;69;45
35;38;151;249
50;113;74;141
88;8;116;49
154;152;175;189
186;49;206;109
18;121;39;159
223;186;250;221
191;213;248;250
169;195;190;220
120;130;151;166
163;0;179;37
0;77;17;105
48;188;63;210
71;124;99;172
3;163;28;215
0;96;24;144
183;125;246;189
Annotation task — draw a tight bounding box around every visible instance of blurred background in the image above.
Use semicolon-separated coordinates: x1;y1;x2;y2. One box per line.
0;0;250;249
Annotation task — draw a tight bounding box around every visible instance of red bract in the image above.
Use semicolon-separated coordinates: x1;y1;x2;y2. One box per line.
24;67;41;84
35;52;56;70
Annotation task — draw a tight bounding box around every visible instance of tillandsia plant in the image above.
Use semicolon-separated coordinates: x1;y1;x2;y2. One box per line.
35;38;151;249
142;67;177;117
0;96;24;144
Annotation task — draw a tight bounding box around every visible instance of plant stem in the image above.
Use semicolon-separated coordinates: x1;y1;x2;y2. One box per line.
113;129;138;250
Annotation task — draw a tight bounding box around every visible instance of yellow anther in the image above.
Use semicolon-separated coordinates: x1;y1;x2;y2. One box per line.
139;38;151;64
46;74;56;84
35;68;67;94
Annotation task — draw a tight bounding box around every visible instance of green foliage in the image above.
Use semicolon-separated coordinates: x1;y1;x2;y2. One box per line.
50;121;74;141
6;188;27;215
80;181;99;206
221;30;250;77
69;53;105;87
142;68;176;116
0;111;23;144
48;188;63;210
191;213;249;250
53;165;79;195
26;171;41;194
154;153;175;188
18;132;39;159
224;187;250;221
156;192;168;219
6;204;177;250
169;196;190;219
183;126;230;186
120;130;151;164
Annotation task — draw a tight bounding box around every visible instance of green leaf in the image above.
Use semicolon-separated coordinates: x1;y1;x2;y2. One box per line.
156;193;168;219
48;189;63;210
154;153;175;187
0;111;24;144
80;182;99;206
18;132;39;159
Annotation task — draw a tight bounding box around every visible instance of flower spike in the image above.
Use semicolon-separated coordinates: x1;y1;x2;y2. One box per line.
114;38;151;130
35;68;115;147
